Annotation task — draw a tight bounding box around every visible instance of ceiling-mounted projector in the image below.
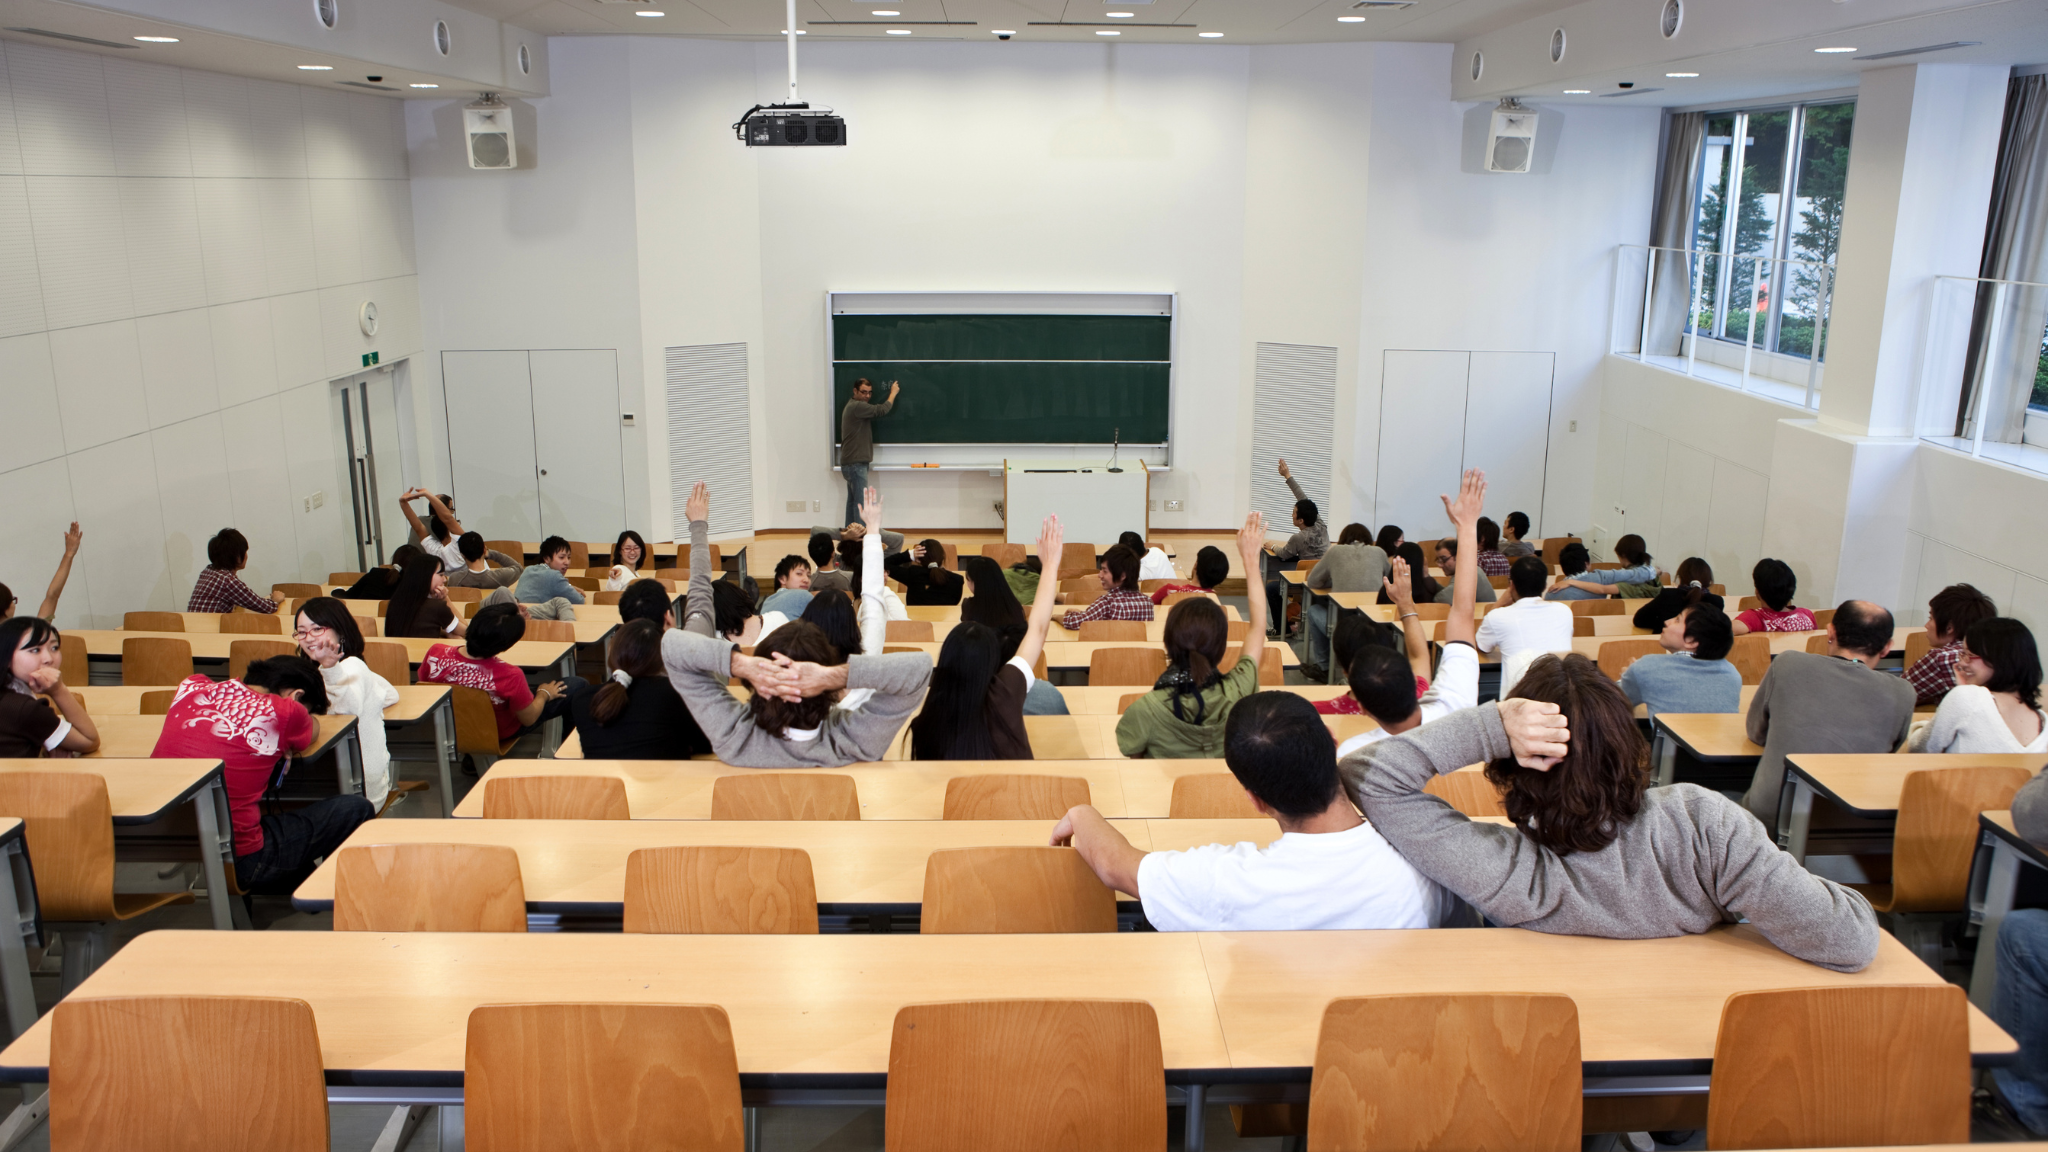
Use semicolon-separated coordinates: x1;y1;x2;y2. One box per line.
734;103;846;147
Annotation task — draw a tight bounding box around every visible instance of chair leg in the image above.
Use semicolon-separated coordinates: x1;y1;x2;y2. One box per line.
56;925;108;997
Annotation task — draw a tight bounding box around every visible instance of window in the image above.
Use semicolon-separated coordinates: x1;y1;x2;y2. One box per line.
1689;100;1854;361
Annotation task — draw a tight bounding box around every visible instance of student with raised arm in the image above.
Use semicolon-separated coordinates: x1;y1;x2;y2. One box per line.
1260;458;1328;635
1337;470;1485;758
1116;513;1268;759
398;489;465;572
910;516;1065;759
1;522;82;623
676;483;773;645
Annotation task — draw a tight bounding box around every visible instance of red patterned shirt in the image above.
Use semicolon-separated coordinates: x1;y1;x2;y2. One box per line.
151;675;316;856
1059;588;1157;629
187;567;277;615
418;643;533;741
1906;638;1966;707
1735;606;1815;633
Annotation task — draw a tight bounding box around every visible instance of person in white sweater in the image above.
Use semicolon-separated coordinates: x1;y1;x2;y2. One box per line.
1908;617;2047;754
293;598;402;808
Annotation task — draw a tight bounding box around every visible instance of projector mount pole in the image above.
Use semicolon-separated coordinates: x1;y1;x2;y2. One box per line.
786;0;799;103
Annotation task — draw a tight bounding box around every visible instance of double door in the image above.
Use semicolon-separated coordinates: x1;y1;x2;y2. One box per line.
441;349;627;543
1373;350;1556;537
335;364;410;572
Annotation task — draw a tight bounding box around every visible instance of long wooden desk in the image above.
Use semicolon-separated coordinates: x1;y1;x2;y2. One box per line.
292;817;1284;916
868;640;1299;674
175;610;619;647
907;603;1242;625
0;759;232;932
1057;684;1351;715
82;713;363;802
1778;752;2048;864
1650;712;1761;788
67;631;578;679
1968;810;2047;1012
450;758;1240;820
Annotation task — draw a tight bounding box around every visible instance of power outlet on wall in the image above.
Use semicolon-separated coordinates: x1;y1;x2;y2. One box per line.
1165;500;1183;512
302;492;323;512
812;500;821;513
785;500;806;513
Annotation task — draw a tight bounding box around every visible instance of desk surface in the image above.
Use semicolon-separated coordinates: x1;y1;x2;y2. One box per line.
1982;811;2048;869
451;758;1239;820
1057;684;1352;715
83;713;355;763
69;631;575;672
903;604;1241;624
0;758;220;824
71;685;447;725
871;640;1299;671
1655;713;1763;761
172;612;617;646
0;924;2006;1084
1789;754;2048;817
293;817;1284;911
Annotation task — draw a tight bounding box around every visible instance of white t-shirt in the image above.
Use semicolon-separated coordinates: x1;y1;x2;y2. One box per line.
1136;820;1449;931
1335;642;1480;759
417;534;464;573
1474;597;1574;696
1138;547;1176;582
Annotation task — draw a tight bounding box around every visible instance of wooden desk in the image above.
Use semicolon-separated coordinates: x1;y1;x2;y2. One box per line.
68;632;578;679
1057;684;1351;715
1650;712;1760;788
0;819;37;1042
1779;753;2048;864
172;611;618;646
0;759;234;933
84;713;363;801
450;758;1235;820
1968;810;2048;1012
291;817;1284;916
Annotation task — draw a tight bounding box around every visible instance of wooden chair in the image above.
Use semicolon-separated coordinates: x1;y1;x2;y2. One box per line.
1728;634;1772;684
1904;628;1932;668
59;633;88;686
1540;537;1582;568
942;774;1090;820
1169;773;1261;819
482;775;630;820
219;612;281;635
450;685;517;777
1423;769;1507;817
981;543;1026;569
328;571;364;584
354;615;378;636
1573;616;1595;637
1088;647;1167;686
1566;599;1624;616
523;618;575;644
564;542;591;569
138;690;175;715
1221;646;1283;685
1805;634;1832;654
1705;984;1969;1150
1138;579;1175;593
1852;766;2032;918
1058;543;1098;580
1296;558;1317;572
272;583;322;600
1078;620;1146;642
882;646;925;655
1811;607;1836;628
623;845;819;934
1411;602;1452;620
375;600;390;616
1737;595;1763;611
1488;575;1512;590
565;576;600;593
51;995;328;1151
1588;561;1625;571
709;773;860;820
464;1003;744;1152
228;639;297;681
1062;587;1104;607
1059;575;1102;596
884;999;1163;1151
333;843;526;932
886;619;935;642
0;773;193;991
362;641;411;687
444;586;483;603
1116;692;1146;714
121;637;192;686
1308;994;1581;1152
1596;638;1664;682
1160;590;1214;607
655;568;686;583
593;590;624;605
121;611;182;632
920;848;1116;933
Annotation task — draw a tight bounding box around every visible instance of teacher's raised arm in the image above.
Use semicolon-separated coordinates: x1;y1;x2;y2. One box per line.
838;378;899;528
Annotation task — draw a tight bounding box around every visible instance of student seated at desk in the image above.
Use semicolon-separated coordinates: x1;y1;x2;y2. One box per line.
1149;545;1228;605
1432;538;1497;604
1058;544;1153;629
419;603;570;746
804;532;849;597
1731;558;1815;635
0;616;97;757
1498;511;1535;559
187;528;283;615
1631;557;1723;633
0;521;81;623
385;554;465;640
759;555;814;618
335;544;420;601
510;536;586;621
888;538;965;606
444;532;520;591
910;517;1064;759
1541;542;1593;601
604;530;650;592
293;598;401;809
1741;600;1915;824
1260;459;1328;636
1474;517;1511;576
1375;524;1404;556
1477;556;1574;695
1345;653;1880;972
1123;531;1176;583
1546;534;1657;601
1056;692;1448;931
836;534;908;623
1907;582;1998;706
1117;516;1268;759
398;489;465;573
1908;618;2047;754
617;578;676;630
569;618;711;759
960;556;1068;716
1377;541;1441;606
152;656;373;895
1619;602;1741;721
1996;769;2048;1136
1301;523;1391;682
1319;615;1419;717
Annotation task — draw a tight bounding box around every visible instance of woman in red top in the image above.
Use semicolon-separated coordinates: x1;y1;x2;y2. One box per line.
1733;558;1816;635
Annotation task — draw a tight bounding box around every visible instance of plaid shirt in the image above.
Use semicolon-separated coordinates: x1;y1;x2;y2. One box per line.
1906;639;1965;707
186;567;277;615
1477;550;1512;577
1059;588;1157;629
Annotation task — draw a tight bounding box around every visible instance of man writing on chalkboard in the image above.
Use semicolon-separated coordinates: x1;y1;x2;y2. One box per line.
840;377;899;527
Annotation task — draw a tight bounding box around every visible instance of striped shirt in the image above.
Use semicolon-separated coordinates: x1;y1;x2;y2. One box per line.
187;568;276;614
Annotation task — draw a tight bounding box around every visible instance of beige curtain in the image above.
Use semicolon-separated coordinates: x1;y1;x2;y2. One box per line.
1644;113;1707;357
1960;75;2048;443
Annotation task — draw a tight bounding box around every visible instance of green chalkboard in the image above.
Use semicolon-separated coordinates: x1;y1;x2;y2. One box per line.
830;313;1172;446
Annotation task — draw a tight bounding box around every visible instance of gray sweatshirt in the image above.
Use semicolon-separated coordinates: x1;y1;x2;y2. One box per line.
445;551;521;589
1742;651;1915;824
1305;543;1391;594
1271;477;1328;563
1342;703;1879;972
2012;770;2048;843
660;629;930;767
839;397;895;464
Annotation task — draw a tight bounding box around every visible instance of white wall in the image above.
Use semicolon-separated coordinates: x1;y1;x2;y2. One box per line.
0;40;419;628
1905;446;2048;634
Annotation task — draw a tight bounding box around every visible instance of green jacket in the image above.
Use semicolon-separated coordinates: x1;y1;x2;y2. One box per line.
1115;657;1262;759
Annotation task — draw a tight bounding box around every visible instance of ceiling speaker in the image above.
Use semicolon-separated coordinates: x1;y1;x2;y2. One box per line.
1486;101;1537;174
463;98;514;169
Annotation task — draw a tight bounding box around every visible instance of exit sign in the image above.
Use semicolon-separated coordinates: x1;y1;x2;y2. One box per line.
361;351;380;367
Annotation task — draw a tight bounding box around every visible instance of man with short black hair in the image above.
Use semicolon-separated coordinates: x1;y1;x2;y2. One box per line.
1474;555;1572;694
1433;537;1498;604
1619;602;1742;720
762;555;814;617
1909;583;1999;706
188;527;284;614
1050;691;1446;930
512;535;585;620
419;602;570;744
1149;546;1229;605
446;531;521;590
617;578;676;630
1743;599;1914;823
1057;543;1153;628
1261;458;1328;636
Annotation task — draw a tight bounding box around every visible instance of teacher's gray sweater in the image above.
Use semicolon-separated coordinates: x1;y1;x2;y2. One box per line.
661;628;930;767
1340;703;1879;972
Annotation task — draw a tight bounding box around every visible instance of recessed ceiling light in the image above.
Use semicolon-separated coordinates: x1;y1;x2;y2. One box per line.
132;35;179;43
1337;15;1366;21
779;28;807;33
1097;29;1120;35
635;9;664;15
886;28;912;34
872;9;899;14
1107;11;1135;16
1563;89;1590;94
992;28;1016;35
1199;31;1224;37
1815;46;1856;53
410;83;439;88
1666;71;1698;77
297;64;333;70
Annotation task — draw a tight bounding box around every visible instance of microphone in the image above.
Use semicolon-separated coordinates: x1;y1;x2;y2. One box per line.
1107;427;1123;473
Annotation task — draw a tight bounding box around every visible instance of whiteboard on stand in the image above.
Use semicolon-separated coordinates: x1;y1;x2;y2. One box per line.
1003;460;1149;547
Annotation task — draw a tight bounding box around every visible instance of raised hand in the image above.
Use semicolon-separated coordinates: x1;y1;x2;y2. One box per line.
61;522;81;555
1384;555;1415;609
860;487;882;533
686;481;709;525
1440;468;1486;530
1037;514;1064;569
1276;458;1291;480
1236;511;1267;566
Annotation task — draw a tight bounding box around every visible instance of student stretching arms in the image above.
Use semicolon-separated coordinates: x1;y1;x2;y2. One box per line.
0;522;82;622
398;489;465;572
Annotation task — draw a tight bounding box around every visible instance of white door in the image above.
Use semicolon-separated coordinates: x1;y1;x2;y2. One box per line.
529;349;626;542
1373;350;1470;537
333;366;408;571
442;350;542;541
1463;352;1555;538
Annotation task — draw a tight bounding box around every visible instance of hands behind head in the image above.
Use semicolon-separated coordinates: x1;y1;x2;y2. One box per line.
686;481;709;525
1498;697;1569;771
1441;468;1486;529
733;650;838;703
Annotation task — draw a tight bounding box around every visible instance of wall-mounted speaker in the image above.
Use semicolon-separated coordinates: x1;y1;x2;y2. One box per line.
1486;101;1538;174
463;97;514;169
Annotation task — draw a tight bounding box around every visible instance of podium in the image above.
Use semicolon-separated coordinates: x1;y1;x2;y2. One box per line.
1003;459;1149;546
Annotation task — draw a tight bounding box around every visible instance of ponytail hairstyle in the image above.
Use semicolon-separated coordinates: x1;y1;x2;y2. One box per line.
917;538;960;589
591;619;665;726
1674;557;1714;609
908;622;1003;760
1157;597;1229;723
1613;533;1651;567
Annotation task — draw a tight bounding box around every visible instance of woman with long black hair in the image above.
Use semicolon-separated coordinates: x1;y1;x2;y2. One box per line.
383;552;464;640
908;517;1064;759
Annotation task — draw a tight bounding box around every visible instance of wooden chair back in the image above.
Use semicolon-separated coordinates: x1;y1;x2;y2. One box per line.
1411;602;1451;620
884;999;1163;1151
593;590;624;605
1138;579;1174;593
444;586;483;603
327;571;363;584
483;540;523;561
1811;608;1836;628
942;774;1090;820
375;600;390;616
1596;638;1665;682
219;612;281;635
1057;543;1098;579
920;848;1117;933
981;543;1026;569
448;686;513;757
1423;769;1507;817
60;633;88;686
1882;767;2034;912
354;615;378;636
121;637;193;686
361;641;412;687
1169;773;1262;819
1737;595;1763;611
521;619;575;644
1573;616;1594;637
0;771;116;921
227;640;297;681
1728;634;1772;684
1905;628;1932;668
121;611;183;632
1540;537;1581;567
1308;994;1581;1152
1116;691;1145;714
1160;590;1215;607
564;542;591;569
271;583;323;601
886;619;935;642
564;576;600;593
1078;620;1146;642
1588;561;1624;571
51;995;328;1151
483;775;630;821
1296;559;1318;572
1221;646;1283;685
464;1003;743;1152
655;568;687;583
1706;984;1969;1149
333;843;526;932
623;846;819;934
1805;634;1832;654
1488;575;1512;590
1566;599;1623;617
1088;647;1167;686
139;690;175;715
1059;575;1102;595
882;646;924;655
709;773;860;820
